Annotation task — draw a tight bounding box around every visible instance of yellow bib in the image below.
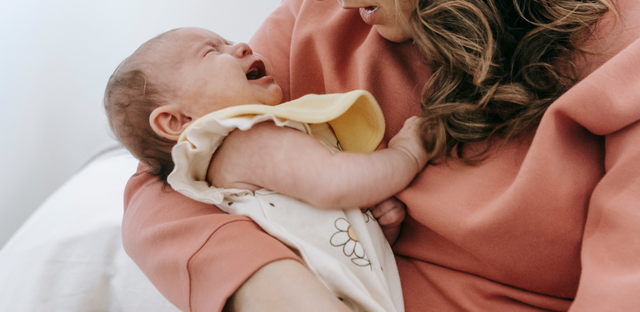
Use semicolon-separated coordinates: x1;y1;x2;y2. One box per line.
179;90;385;153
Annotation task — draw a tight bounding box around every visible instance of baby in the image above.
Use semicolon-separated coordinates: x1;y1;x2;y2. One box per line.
104;27;426;312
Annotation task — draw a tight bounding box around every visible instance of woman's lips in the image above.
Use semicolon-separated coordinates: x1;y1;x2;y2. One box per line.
359;6;379;26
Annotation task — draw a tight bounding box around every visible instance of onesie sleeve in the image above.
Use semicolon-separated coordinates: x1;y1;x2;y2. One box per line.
168;114;309;205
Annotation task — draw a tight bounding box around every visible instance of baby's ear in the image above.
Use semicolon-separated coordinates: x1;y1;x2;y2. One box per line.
149;105;193;141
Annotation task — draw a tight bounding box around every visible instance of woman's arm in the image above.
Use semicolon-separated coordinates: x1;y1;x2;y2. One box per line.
226;260;351;312
560;37;640;312
122;165;305;312
208;117;426;210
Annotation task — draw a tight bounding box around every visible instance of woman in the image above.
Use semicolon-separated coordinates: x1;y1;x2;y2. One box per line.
122;0;640;311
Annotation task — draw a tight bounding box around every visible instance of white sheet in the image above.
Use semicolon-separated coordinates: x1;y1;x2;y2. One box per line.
0;149;179;311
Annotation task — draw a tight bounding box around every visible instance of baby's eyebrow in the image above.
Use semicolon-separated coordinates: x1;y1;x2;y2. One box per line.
205;38;232;47
220;36;233;45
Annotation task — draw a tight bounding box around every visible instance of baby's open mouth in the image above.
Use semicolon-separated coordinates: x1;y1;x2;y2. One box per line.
364;6;377;12
246;60;266;80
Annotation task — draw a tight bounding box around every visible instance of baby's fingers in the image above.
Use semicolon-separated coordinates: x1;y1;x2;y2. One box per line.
371;197;406;227
389;116;427;170
402;116;422;129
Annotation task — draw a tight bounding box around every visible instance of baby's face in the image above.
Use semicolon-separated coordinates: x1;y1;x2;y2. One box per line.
162;27;283;118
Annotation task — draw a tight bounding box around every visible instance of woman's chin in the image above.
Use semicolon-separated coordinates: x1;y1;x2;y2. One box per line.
375;25;412;43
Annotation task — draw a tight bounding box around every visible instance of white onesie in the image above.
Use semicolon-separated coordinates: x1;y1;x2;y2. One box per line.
168;91;404;312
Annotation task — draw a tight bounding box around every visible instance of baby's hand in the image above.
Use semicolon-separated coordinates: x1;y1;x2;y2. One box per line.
387;116;428;172
370;197;406;244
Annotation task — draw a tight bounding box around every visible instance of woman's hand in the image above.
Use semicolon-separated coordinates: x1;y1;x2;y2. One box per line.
369;197;406;244
225;259;351;312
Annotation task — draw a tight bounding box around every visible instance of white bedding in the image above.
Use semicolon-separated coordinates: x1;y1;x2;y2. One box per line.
0;148;180;311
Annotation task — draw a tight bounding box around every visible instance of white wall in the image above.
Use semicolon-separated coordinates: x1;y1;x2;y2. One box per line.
0;0;282;248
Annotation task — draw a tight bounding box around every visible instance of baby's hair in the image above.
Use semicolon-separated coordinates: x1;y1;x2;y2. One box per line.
104;30;179;181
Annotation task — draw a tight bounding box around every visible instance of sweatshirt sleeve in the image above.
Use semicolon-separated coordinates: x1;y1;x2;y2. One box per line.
122;164;303;312
546;38;640;311
571;121;640;311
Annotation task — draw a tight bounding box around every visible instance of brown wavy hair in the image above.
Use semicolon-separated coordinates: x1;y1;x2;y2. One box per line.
409;0;612;163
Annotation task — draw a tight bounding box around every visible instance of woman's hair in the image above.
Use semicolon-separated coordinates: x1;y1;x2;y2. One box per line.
409;0;612;163
104;31;179;181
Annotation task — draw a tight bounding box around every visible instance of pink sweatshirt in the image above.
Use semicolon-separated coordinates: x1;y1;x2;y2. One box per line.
122;0;640;311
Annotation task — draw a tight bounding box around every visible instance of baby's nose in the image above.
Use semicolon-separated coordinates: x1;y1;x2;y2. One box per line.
231;42;252;58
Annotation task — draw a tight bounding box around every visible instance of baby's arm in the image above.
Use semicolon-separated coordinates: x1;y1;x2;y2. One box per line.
208;117;427;210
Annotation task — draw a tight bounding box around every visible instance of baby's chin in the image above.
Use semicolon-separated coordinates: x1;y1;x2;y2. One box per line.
264;85;283;106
